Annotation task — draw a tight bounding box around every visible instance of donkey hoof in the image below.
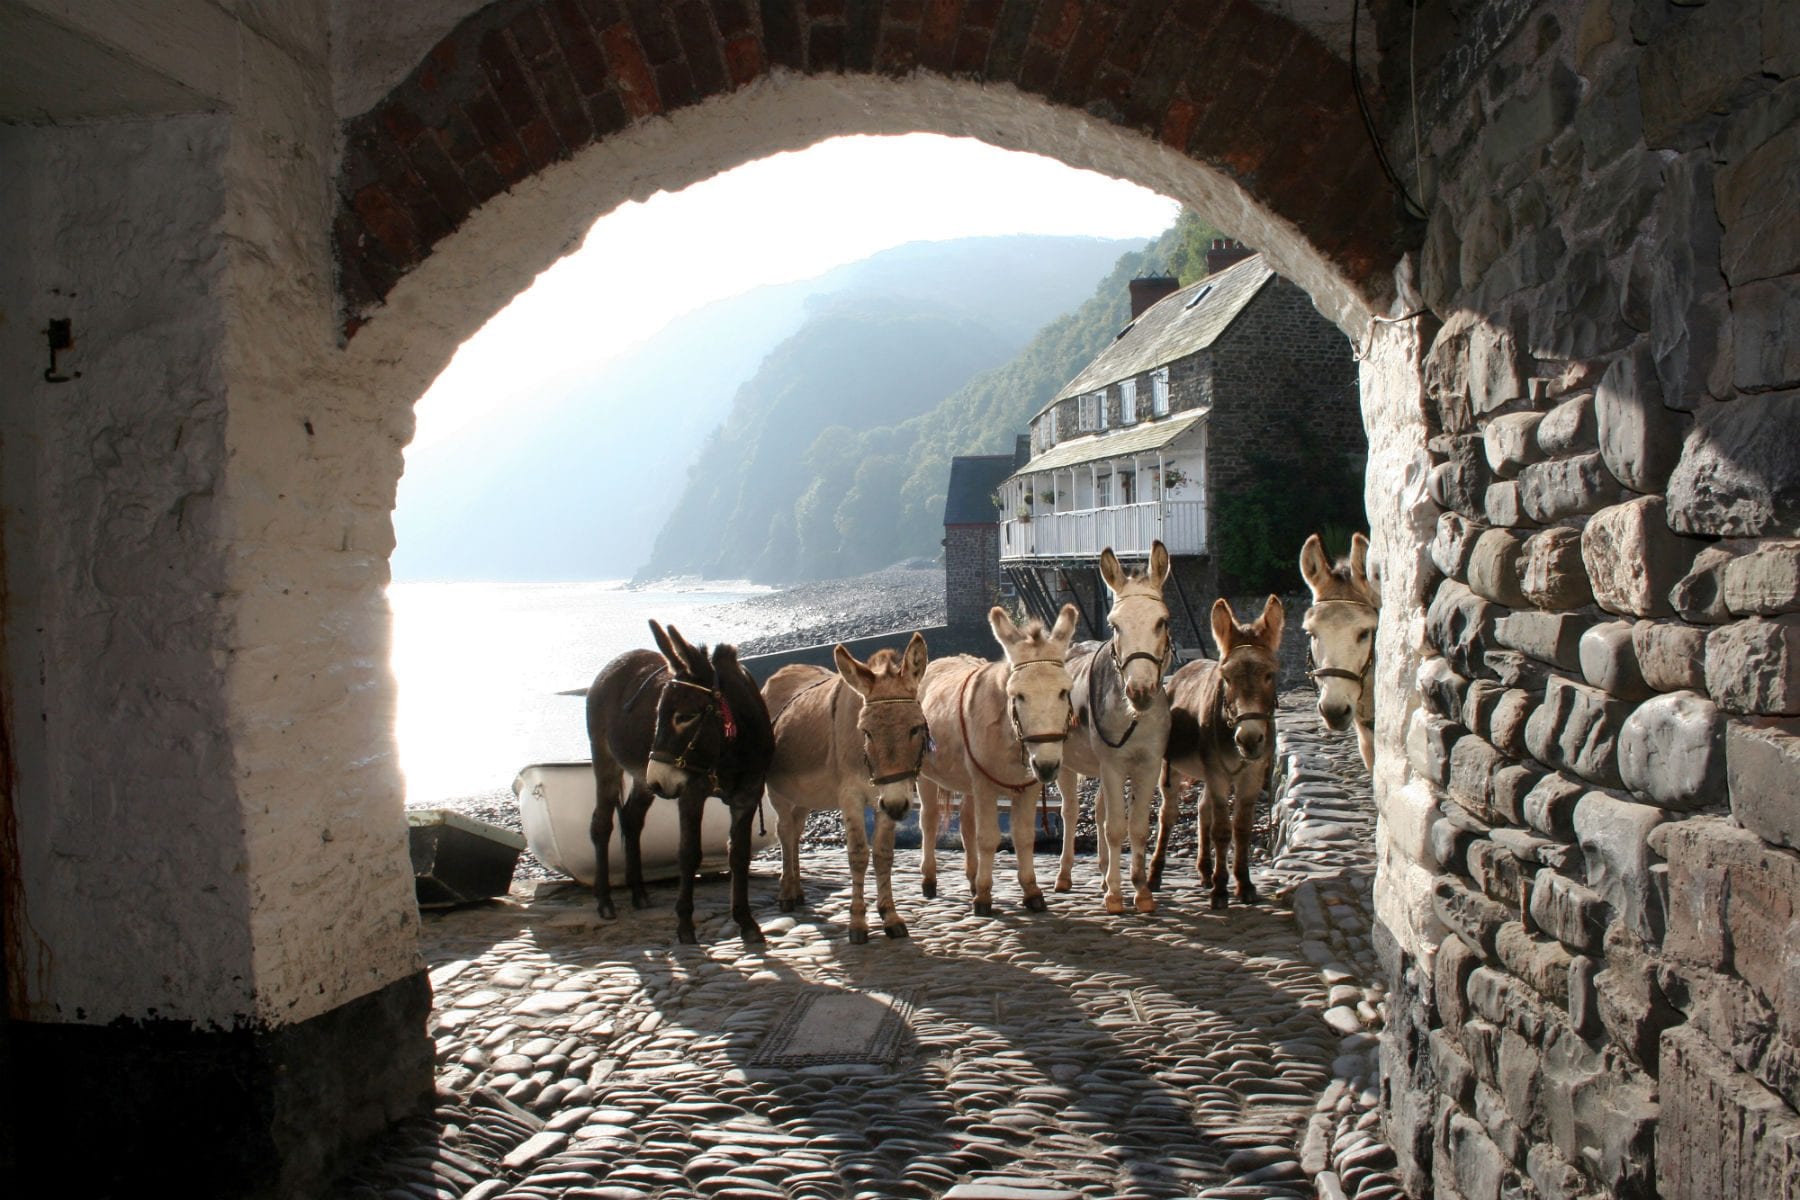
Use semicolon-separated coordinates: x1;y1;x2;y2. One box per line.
848;927;870;945
631;891;654;911
972;900;993;917
922;880;937;899
885;922;910;939
1135;892;1158;915
1238;884;1259;904
1023;893;1048;913
1209;890;1230;911
778;896;800;913
740;925;766;946
596;900;618;921
677;926;700;945
1053;879;1072;894
1104;894;1125;916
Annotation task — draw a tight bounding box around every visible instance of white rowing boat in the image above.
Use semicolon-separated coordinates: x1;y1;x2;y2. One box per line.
512;762;777;886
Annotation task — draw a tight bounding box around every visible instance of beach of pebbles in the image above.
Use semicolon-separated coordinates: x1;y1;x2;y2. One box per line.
340;682;1400;1199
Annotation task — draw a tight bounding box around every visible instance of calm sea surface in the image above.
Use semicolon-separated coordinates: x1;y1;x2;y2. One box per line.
387;580;767;805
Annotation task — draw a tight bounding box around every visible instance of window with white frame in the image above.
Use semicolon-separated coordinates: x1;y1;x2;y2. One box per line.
1120;378;1138;424
1151;366;1170;416
1047;407;1059;444
1077;392;1097;431
1095;472;1112;508
1096;390;1109;431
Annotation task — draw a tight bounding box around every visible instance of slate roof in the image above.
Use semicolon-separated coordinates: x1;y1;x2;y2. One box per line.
1034;253;1275;419
1012;408;1208;476
943;455;1017;525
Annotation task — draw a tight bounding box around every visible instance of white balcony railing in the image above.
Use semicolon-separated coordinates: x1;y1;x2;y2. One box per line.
1000;500;1206;560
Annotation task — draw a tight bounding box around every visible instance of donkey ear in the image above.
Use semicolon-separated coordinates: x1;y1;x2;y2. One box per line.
1298;534;1332;595
1210;598;1236;657
988;605;1021;649
1049;603;1079;646
902;631;929;686
1099;547;1125;593
833;644;875;696
1350;532;1371;587
1149;540;1171;585
665;625;705;678
648;619;681;671
1258;594;1286;648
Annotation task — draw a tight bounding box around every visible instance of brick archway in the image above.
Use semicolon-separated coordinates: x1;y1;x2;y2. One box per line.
335;0;1406;340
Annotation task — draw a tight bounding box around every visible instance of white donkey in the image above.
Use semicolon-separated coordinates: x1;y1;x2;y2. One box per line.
917;604;1078;915
1053;543;1173;915
1299;532;1380;771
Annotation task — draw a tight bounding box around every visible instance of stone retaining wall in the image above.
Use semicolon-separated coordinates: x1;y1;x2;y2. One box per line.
1368;2;1800;1196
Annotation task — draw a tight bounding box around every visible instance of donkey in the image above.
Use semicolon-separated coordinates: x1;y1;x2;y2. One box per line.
1299;532;1380;771
917;604;1078;915
1053;543;1174;915
1154;596;1283;909
585;620;774;945
763;634;930;944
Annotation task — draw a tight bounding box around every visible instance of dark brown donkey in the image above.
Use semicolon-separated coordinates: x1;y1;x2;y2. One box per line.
1154;596;1283;909
585;620;774;945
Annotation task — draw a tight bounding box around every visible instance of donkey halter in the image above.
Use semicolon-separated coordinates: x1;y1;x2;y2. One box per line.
1304;598;1377;691
646;675;724;778
1219;644;1275;730
1107;593;1173;676
858;695;930;788
1006;657;1073;746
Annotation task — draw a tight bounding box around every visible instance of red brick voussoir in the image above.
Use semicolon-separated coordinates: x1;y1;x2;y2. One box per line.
334;0;1404;334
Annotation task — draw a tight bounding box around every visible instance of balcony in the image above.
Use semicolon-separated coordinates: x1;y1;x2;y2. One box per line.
1000;499;1206;560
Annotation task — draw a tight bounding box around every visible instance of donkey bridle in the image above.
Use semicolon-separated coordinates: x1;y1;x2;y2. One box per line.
956;659;1064;793
645;675;728;778
859;695;930;787
1217;645;1275;729
1304;599;1377;692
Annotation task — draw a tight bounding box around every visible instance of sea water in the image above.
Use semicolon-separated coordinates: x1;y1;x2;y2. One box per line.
387;580;768;806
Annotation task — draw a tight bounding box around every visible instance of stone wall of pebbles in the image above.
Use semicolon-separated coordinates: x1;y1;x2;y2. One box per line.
1369;2;1800;1196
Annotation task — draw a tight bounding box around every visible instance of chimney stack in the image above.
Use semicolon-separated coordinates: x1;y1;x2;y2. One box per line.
1128;275;1180;318
1205;237;1254;276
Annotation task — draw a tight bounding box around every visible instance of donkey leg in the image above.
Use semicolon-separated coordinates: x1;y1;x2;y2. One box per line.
1233;775;1260;904
1122;765;1157;914
919;777;941;899
589;760;622;920
1054;769;1080;893
1202;775;1231;909
621;782;655;910
1014;785;1047;913
844;797;872;944
727;796;765;944
873;805;907;938
672;788;706;944
970;791;1001;917
775;796;807;912
1147;765;1179;892
1357;720;1376;774
1098;769;1128;915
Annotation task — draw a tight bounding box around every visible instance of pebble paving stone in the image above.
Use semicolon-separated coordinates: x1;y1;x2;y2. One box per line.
331;686;1399;1200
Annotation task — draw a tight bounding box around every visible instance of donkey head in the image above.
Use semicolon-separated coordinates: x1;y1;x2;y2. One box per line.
835;632;930;820
644;619;724;798
989;604;1079;782
1100;541;1172;712
1211;595;1284;760
1299;532;1379;734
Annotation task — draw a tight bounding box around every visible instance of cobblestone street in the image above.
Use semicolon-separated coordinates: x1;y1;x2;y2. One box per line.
334;692;1401;1200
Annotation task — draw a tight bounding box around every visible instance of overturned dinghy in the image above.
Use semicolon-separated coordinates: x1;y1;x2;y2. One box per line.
513;762;777;887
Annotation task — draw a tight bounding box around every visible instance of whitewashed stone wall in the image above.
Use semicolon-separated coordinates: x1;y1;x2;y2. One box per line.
1368;2;1800;1196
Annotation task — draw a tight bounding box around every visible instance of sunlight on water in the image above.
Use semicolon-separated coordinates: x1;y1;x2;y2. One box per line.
387;581;766;805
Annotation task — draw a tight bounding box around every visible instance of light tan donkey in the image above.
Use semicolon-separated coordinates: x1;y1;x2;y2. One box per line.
1053;542;1174;915
762;634;930;943
1157;596;1283;910
917;605;1078;915
1299;531;1380;772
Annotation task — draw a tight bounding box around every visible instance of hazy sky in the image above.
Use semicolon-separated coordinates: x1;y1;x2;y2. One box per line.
410;133;1179;451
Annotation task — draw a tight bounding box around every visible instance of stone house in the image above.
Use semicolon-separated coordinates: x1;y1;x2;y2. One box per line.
940;448;1023;634
995;251;1362;652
